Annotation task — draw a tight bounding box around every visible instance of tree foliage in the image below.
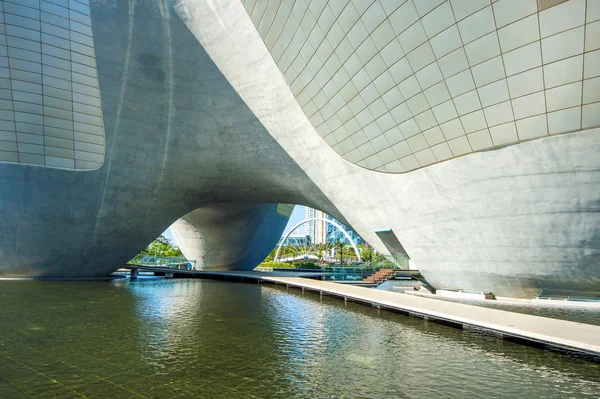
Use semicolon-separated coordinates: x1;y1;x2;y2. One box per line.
361;246;374;262
264;239;368;265
140;235;183;257
258;261;321;269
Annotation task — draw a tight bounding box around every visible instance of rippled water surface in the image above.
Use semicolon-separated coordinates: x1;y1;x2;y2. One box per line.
0;278;599;398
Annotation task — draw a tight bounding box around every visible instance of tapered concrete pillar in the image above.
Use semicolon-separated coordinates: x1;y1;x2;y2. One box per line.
170;203;290;271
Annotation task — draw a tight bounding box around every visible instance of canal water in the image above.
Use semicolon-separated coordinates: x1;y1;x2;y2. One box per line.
0;278;599;398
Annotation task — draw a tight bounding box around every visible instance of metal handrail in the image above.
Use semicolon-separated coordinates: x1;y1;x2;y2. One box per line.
324;256;398;282
128;255;196;270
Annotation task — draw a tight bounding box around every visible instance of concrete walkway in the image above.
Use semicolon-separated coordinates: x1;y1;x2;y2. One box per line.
121;267;600;358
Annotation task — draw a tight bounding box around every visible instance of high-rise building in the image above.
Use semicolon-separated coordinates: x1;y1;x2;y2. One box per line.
324;214;364;246
0;0;598;298
305;206;365;246
304;207;326;244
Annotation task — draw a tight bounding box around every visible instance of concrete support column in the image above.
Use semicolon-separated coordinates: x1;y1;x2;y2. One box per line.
130;268;138;280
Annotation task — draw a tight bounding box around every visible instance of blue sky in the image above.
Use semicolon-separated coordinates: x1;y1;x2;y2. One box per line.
283;205;305;235
162;227;175;241
162;205;306;244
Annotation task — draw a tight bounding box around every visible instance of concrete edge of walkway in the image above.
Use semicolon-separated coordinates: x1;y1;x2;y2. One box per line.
403;289;600;309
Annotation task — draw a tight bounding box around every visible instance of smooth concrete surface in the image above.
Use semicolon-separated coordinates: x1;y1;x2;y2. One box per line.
170;203;289;270
174;0;600;298
0;0;598;300
0;0;341;278
405;289;600;309
437;289;494;300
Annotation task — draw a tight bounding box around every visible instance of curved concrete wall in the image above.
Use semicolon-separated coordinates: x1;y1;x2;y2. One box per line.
171;203;289;270
177;0;600;298
242;0;600;173
0;0;598;299
0;0;340;278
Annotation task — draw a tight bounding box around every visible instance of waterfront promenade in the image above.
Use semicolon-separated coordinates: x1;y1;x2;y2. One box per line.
122;266;600;358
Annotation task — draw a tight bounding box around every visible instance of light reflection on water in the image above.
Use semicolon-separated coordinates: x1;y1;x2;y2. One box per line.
0;277;599;398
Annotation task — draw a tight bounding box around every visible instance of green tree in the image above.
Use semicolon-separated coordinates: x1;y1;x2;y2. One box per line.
362;246;374;262
141;235;183;257
334;240;346;265
264;247;278;262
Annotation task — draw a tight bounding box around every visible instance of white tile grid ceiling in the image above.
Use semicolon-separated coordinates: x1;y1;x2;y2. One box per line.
241;0;600;173
0;0;105;171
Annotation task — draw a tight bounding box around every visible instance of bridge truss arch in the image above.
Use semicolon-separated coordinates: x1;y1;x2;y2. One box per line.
274;217;362;263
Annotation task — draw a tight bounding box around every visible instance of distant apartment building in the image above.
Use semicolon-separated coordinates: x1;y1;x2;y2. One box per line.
304;207;326;244
325;214;364;246
304;207;363;246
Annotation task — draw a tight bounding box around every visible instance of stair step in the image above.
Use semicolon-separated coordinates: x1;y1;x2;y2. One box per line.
362;269;397;283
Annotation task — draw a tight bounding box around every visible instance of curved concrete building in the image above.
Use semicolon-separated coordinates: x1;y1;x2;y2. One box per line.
0;0;598;298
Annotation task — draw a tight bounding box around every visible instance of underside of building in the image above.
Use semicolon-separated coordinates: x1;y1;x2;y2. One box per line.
0;0;598;298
